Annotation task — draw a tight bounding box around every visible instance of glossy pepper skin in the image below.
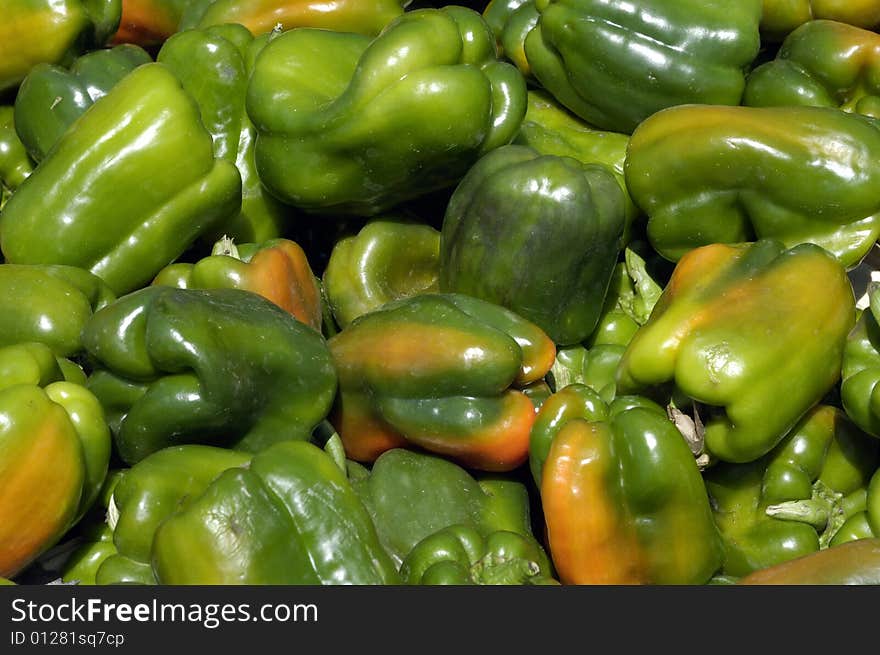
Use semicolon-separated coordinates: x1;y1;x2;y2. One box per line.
400;525;557;585
537;385;723;584
0;342;111;578
625;104;880;268
323;217;440;330
82;287;337;465
329;293;555;471
350;447;540;566
0;107;32;203
153;236;322;332
179;0;409;37
13;43;151;164
617;240;855;463
513;90;639;238
831;467;880;544
0;264;115;357
745;20;880;118
151;441;399;584
440;144;625;346
841;283;880;438
0;63;242;296
156;24;290;243
110;0;187;46
96;445;252;585
246;6;527;216
522;0;762;134
761;1;880;41
0;0;121;93
483;0;539;77
704;405;879;577
739;538;880;584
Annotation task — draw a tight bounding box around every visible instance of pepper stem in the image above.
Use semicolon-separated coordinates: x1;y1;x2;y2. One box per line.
764;501;829;530
764;480;850;549
211;234;240;259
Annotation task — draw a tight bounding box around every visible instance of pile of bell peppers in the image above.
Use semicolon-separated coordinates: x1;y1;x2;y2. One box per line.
4;0;880;587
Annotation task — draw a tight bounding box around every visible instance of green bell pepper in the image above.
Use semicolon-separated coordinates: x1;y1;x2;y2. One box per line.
513;89;639;238
82;286;337;464
350;447;540;567
179;0;409;37
617;240;855;463
535;384;723;584
0;264;115;357
157;24;292;243
745;20;880;118
152;236;322;332
831;466;880;544
738;538;880;584
0;63;242;295
328;293;555;471
151;441;399;584
761;1;880;41
246;5;527;215
0;106;33;205
522;0;762;133
96;445;252;585
483;0;539;77
1;0;121;94
440;144;625;346
13;43;152;164
625;103;880;268
400;524;557;585
322;217;441;330
841;283;880;437
704;405;879;577
0;342;111;578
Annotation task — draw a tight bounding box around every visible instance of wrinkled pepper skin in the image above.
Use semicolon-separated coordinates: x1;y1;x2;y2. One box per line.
538;387;724;584
153;236;322;332
0;342;111;578
0;63;242;295
157;25;290;243
704;405;879;577
440;144;625;346
97;445;252;585
522;0;762;134
110;0;188;46
400;525;557;585
745;20;880;118
82;287;337;464
761;1;880;41
0;0;121;93
151;441;400;584
329;293;555;471
180;0;409;37
13;43;151;164
513;90;639;236
625;104;880;268
323;218;440;330
739;538;880;584
350;447;539;566
617;240;855;463
841;283;880;438
0;107;33;201
247;6;527;216
0;264;115;357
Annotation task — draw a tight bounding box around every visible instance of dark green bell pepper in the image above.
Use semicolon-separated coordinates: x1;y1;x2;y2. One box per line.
841;283;880;437
625;103;880;268
350;447;540;567
704;404;879;577
1;0;121;94
82;286;337;464
322;217;440;330
617;240;855;463
440;144;625;346
522;0;762;133
400;524;557;585
0;264;115;357
535;383;723;584
13;43;151;163
246;5;527;215
0;106;33;205
150;440;399;584
0;63;242;295
329;293;555;471
483;0;539;77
